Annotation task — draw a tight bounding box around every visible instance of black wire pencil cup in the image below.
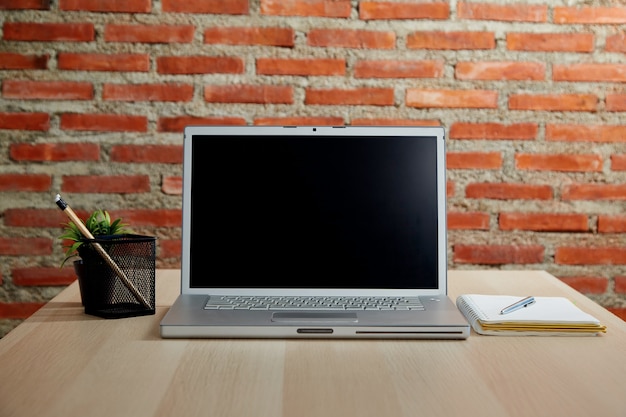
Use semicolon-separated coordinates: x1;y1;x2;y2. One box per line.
56;194;156;319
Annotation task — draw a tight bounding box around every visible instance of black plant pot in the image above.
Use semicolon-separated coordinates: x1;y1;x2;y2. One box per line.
74;234;156;319
73;259;86;306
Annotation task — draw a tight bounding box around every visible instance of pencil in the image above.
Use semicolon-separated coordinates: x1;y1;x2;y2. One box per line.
55;194;151;309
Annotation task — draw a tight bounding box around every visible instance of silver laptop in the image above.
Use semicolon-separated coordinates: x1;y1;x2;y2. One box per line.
160;125;469;339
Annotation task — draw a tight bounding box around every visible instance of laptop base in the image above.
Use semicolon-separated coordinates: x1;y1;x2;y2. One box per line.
160;294;470;339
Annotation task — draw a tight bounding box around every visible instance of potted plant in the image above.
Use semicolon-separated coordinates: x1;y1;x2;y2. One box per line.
58;209;156;318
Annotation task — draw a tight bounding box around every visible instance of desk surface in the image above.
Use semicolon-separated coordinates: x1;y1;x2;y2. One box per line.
1;270;625;417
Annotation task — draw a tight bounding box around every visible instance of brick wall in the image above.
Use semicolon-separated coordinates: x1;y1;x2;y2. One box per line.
1;0;625;336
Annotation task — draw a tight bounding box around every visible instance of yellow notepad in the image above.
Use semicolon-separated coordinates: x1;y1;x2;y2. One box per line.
456;294;607;336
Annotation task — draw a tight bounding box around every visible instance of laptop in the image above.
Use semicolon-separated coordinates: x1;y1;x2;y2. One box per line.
160;125;470;339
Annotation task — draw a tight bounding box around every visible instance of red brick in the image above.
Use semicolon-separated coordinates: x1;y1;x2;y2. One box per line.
450;122;538;140
406;89;498;109
407;31;495;50
457;2;547;22
555;247;626;265
507;33;594;52
261;0;350;17
351;118;440;126
162;0;248;14
307;29;395;49
205;27;294;46
2;80;93;100
10;142;99;161
305;87;394;106
615;276;626;293
499;212;589;232
0;237;52;256
19;208;164;231
0;302;45;319
205;85;293;104
104;24;194;43
562;184;626;201
509;94;597;112
466;183;553;200
546;124;626;143
359;2;449;20
553;64;626;82
158;56;244;75
515;153;602;172
0;112;50;131
0;53;48;69
2;22;94;41
608;307;626;321
447;212;490;230
0;0;50;9
158;116;247;132
447;152;502;169
606;94;626;111
257;58;345;76
112;209;182;227
558;276;608;294
453;244;544;265
12;267;76;286
110;145;183;164
162;176;183;195
0;174;51;191
611;154;626;170
355;59;443;78
103;84;193;102
447;181;454;197
59;209;96;224
60;114;148;132
598;216;626;233
606;33;626;54
456;61;545;80
4;209;65;228
554;6;626;24
59;0;151;12
58;53;149;72
159;238;182;258
62;175;151;194
255;116;345;126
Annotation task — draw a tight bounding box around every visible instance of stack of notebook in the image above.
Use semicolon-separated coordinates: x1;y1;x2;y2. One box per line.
456;294;607;336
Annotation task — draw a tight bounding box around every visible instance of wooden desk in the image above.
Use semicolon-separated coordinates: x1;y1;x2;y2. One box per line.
1;270;625;417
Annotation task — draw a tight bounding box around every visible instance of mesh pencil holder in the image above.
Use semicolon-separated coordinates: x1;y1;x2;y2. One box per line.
75;234;156;319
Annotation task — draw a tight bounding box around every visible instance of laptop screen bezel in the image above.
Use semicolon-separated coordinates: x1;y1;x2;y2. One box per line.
179;125;448;296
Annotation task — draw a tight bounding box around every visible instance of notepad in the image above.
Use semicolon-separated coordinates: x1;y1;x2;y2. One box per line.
456;294;607;336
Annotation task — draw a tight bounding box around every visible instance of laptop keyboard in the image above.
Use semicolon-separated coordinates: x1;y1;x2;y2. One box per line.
204;295;425;311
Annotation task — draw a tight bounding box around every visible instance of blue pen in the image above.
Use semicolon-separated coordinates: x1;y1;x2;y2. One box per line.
500;296;536;315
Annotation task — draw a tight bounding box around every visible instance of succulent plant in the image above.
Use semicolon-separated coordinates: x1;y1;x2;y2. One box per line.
58;209;131;267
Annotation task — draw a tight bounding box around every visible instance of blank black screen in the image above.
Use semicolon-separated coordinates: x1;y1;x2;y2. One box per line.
189;135;440;289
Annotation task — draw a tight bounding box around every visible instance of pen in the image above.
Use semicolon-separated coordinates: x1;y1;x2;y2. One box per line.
55;194;151;309
500;296;535;315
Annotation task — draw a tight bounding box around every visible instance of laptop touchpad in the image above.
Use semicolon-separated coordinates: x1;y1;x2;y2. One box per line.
271;312;358;323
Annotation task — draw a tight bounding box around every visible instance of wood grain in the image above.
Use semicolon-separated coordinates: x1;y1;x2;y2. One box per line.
0;270;624;417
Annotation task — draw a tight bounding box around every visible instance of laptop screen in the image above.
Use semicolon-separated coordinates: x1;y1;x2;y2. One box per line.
186;129;443;290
